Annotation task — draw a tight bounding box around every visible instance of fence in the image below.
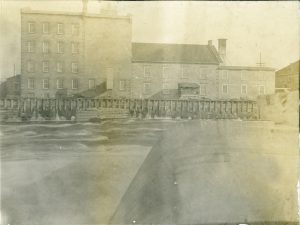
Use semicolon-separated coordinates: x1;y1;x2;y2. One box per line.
0;98;259;121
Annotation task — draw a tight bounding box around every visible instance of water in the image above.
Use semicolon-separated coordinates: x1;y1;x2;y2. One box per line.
0;119;298;225
0;119;175;225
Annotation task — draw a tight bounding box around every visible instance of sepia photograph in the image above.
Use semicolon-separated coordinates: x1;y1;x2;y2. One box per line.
0;0;299;224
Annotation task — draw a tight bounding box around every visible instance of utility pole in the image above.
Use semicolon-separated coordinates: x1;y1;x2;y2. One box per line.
256;52;265;67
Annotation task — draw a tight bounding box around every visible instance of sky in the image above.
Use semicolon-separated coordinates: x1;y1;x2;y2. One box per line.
0;0;299;80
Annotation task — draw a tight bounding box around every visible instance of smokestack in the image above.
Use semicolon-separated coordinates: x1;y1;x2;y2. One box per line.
82;0;88;15
218;38;227;64
208;40;212;46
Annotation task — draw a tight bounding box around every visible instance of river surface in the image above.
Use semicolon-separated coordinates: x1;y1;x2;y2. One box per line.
0;119;298;225
0;119;177;225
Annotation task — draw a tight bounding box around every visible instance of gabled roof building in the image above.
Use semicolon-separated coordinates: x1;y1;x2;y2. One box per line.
131;40;275;100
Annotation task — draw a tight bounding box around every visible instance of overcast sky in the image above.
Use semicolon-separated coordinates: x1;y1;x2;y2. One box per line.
0;0;299;80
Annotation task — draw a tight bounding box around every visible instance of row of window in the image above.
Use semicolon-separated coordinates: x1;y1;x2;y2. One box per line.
27;61;79;73
27;78;129;92
142;66;210;80
220;70;267;81
27;22;79;35
26;41;79;54
27;79;95;90
221;84;265;95
142;66;267;81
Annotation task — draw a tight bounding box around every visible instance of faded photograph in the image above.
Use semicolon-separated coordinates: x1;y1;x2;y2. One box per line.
0;1;299;224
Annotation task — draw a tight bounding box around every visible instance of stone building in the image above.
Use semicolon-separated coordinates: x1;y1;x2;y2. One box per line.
217;66;275;100
275;60;299;91
20;5;275;100
20;6;132;98
131;41;222;99
131;40;275;100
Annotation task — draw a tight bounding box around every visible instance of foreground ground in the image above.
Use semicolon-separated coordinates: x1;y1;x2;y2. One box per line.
0;119;298;224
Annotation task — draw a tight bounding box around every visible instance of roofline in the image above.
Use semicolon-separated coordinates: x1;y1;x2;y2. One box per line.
132;42;208;47
132;60;220;65
207;44;223;64
276;60;299;73
20;8;131;21
218;65;275;71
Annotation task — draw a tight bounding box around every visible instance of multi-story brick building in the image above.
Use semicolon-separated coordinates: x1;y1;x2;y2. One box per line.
20;7;132;98
275;60;299;91
131;40;275;100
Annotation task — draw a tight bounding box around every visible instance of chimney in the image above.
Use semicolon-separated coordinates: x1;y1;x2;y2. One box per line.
208;40;212;46
82;0;88;15
218;38;227;64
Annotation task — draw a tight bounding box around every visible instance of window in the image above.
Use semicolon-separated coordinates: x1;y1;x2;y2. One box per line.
42;22;49;33
42;79;49;89
57;23;64;34
27;61;35;72
42;61;49;73
222;84;228;94
27;41;35;52
56;62;63;73
71;42;79;54
241;84;247;94
181;66;188;79
27;79;34;89
200;84;207;96
72;24;79;35
72;79;78;89
143;82;151;94
42;41;49;53
28;22;35;33
57;41;64;53
144;65;151;78
162;65;168;79
221;70;228;80
119;80;125;91
259;85;265;95
71;62;78;73
56;79;63;89
89;79;95;89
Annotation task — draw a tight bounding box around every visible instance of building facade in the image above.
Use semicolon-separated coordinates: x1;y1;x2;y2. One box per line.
275;60;299;91
131;41;275;100
20;7;132;98
217;66;275;100
131;42;222;99
20;7;275;100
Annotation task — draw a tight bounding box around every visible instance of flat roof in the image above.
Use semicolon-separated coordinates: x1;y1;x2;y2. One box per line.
218;65;275;71
21;8;131;20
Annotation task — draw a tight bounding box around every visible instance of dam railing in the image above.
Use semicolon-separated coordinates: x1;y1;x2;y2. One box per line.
0;98;259;121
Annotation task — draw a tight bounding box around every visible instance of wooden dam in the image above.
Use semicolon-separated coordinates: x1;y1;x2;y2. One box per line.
0;98;260;122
